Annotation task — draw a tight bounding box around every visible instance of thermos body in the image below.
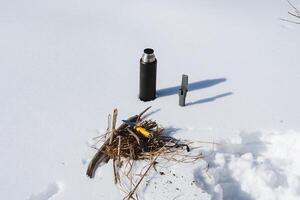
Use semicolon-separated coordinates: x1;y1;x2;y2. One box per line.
139;48;157;101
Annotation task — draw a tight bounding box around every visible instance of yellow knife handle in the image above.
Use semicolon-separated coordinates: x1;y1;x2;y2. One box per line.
136;127;152;138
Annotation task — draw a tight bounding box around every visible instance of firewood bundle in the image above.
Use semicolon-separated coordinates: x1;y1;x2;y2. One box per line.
87;107;189;177
86;107;202;199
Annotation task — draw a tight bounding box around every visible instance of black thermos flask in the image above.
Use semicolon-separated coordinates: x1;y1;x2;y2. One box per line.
139;48;157;101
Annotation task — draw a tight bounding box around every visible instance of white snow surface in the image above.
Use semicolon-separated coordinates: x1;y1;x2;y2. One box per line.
1;0;300;199
195;130;300;200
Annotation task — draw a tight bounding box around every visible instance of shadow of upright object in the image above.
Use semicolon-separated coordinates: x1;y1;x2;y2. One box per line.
163;126;181;137
157;78;227;97
186;92;233;106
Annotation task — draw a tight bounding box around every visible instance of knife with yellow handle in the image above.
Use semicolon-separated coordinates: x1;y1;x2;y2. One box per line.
122;120;153;138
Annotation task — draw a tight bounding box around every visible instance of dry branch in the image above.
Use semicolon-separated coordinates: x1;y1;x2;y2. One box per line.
87;107;151;178
281;0;300;24
126;150;162;199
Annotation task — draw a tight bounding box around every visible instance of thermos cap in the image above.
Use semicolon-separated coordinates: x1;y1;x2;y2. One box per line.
141;48;156;63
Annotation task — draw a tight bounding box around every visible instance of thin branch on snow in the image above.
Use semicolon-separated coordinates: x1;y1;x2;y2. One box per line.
287;0;300;14
281;0;300;24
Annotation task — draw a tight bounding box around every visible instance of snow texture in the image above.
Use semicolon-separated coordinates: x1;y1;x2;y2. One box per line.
27;182;61;200
1;0;300;199
194;130;300;200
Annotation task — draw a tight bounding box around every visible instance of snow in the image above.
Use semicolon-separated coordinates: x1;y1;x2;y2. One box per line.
28;182;61;200
0;0;300;199
195;130;300;200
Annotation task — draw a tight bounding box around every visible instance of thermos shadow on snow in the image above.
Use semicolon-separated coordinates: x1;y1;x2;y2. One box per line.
157;78;227;97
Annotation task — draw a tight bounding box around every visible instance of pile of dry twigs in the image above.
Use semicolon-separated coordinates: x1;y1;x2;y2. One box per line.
86;107;203;199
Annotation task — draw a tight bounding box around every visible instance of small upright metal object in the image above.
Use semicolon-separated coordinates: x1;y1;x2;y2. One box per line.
178;74;188;106
139;48;157;101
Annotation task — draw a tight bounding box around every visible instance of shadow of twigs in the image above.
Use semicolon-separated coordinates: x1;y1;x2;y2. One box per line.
163;127;181;137
186;92;233;106
157;78;227;97
142;109;161;120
